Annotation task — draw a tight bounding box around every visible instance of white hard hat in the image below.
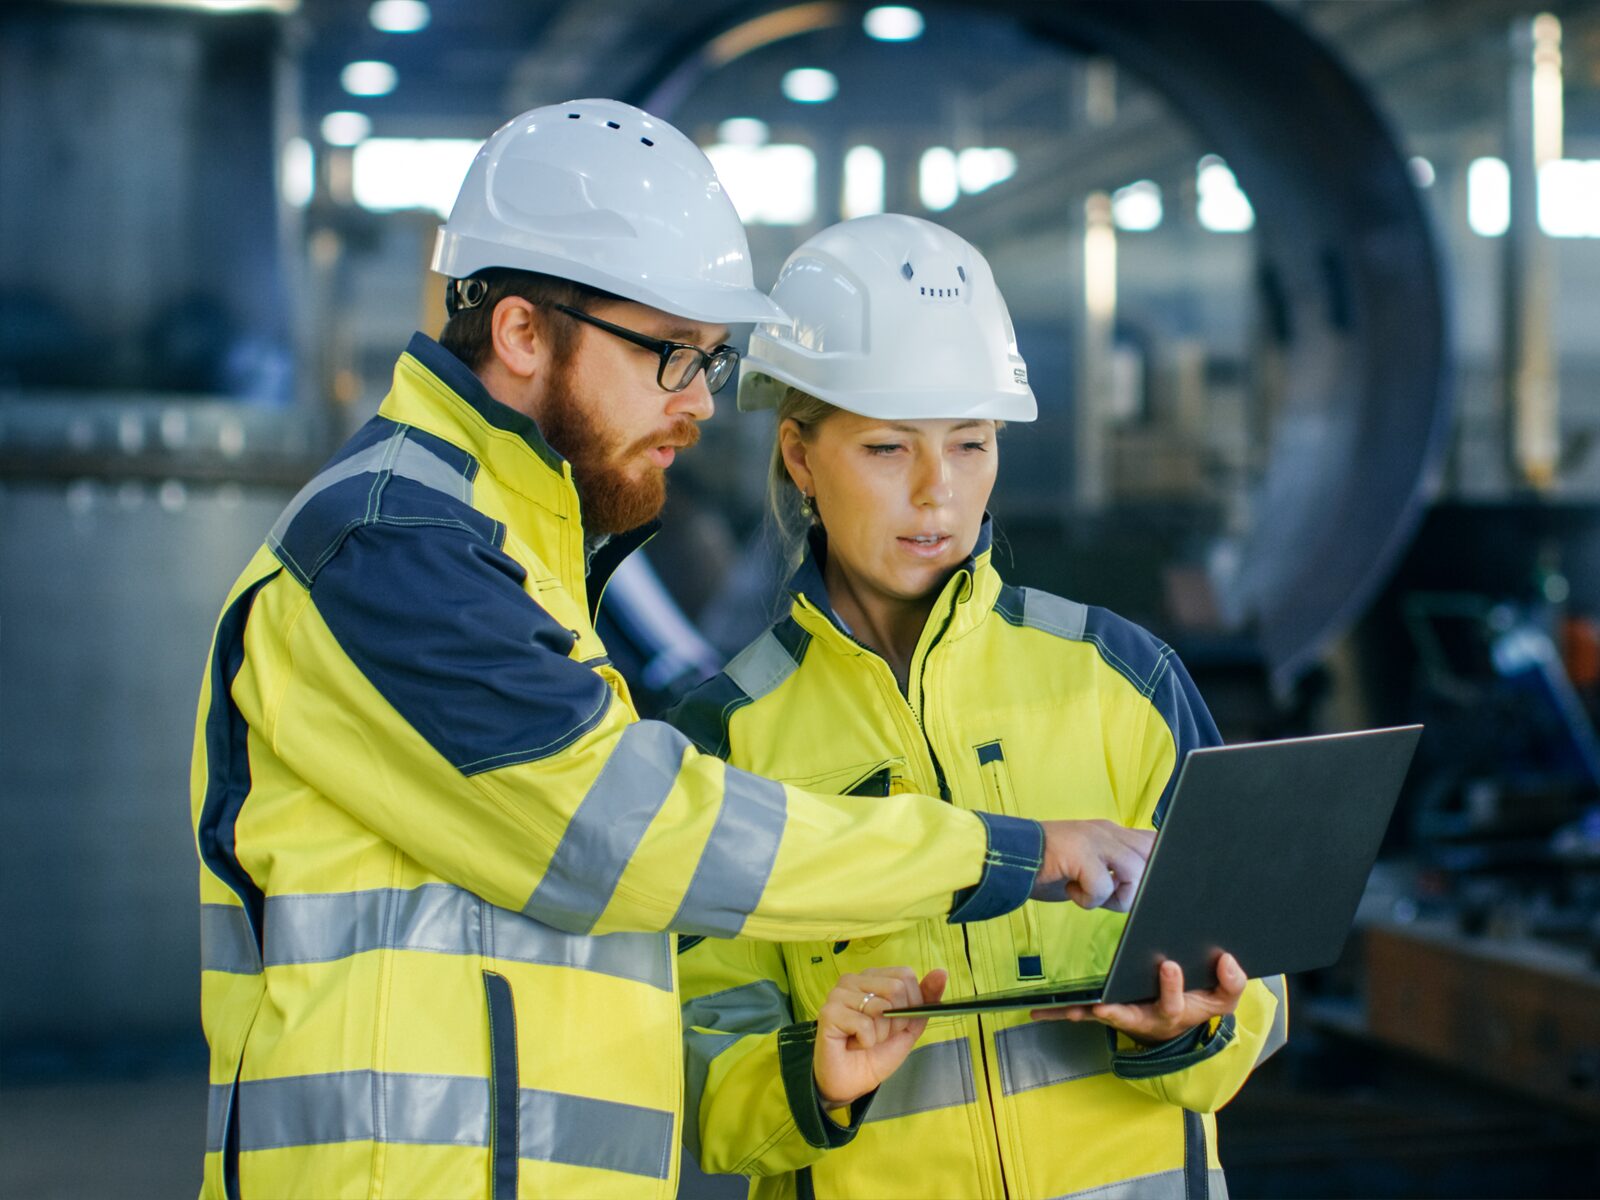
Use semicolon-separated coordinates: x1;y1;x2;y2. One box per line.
432;98;788;326
737;214;1035;421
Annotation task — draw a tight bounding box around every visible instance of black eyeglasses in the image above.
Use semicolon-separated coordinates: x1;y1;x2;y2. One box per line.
553;305;739;394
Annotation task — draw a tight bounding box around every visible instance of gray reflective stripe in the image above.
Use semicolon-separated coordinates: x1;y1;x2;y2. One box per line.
200;903;261;975
205;1083;232;1154
261;884;670;990
865;1037;975;1123
1021;588;1089;641
722;629;799;701
267;429;471;550
521;1088;675;1180
670;766;788;937
523;721;689;934
1047;1167;1228;1200
682;1029;739;1164
682;980;789;1162
682;978;790;1035
994;1019;1110;1096
1256;975;1289;1066
230;1070;674;1178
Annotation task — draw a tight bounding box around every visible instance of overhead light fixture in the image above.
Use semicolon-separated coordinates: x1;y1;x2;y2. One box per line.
352;138;482;217
782;67;838;103
717;117;770;146
956;147;1016;194
1112;180;1162;231
369;0;429;32
322;111;373;147
863;5;923;41
704;144;818;225
280;136;315;208
341;61;398;97
1196;155;1254;232
1467;156;1509;237
1408;156;1436;188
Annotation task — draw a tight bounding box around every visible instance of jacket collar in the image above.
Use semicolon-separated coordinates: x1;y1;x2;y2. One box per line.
786;516;1000;649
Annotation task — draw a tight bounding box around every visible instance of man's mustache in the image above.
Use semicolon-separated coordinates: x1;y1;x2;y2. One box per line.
626;418;701;458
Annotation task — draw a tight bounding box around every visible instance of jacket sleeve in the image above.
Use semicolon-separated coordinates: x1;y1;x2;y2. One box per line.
250;518;1040;940
1108;649;1290;1111
679;937;872;1177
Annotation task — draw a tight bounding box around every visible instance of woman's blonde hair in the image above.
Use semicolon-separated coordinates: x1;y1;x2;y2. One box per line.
767;386;841;566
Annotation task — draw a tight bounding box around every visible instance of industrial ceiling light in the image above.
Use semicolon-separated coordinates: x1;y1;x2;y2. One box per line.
341;61;398;97
717;117;770;146
863;6;923;41
781;67;838;103
369;0;429;32
322;111;373;147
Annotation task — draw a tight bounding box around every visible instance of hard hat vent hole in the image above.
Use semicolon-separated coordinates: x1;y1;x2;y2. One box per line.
901;262;914;280
567;112;580;119
957;265;967;282
640;137;654;146
919;286;926;295
606;120;621;130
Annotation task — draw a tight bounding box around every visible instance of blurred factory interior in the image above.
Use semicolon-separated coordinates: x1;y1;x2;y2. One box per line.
3;0;1600;1195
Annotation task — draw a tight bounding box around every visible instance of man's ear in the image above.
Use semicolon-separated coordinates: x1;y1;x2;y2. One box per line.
489;296;543;380
778;418;815;498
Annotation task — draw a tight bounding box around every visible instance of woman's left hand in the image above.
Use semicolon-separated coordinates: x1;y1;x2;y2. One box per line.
1029;953;1247;1044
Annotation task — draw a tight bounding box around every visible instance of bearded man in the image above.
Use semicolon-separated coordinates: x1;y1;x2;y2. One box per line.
189;99;1151;1200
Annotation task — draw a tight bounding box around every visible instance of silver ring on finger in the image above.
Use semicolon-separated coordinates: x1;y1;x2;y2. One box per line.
856;992;877;1013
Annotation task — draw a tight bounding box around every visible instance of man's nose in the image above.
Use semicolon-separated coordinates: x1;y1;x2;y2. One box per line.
666;373;715;422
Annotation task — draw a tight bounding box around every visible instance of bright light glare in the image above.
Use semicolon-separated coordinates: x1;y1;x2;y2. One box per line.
1539;159;1600;237
1112;180;1162;231
280;136;314;208
1196;156;1254;232
863;5;924;40
1468;156;1510;237
842;145;885;219
352;138;481;215
342;61;398;97
1408;156;1436;188
321;111;373;147
704;144;816;224
717;117;769;146
956;147;1016;194
782;68;838;104
919;147;958;211
369;0;429;32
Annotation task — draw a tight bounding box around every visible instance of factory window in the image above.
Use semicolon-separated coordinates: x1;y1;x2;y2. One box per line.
351;138;483;216
1468;157;1511;237
919;146;1016;212
703;143;817;225
1538;159;1600;238
842;145;885;219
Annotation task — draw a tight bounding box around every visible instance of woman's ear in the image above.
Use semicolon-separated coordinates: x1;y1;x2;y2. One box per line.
778;418;816;499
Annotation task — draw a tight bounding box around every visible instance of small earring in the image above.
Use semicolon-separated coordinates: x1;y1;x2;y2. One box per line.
798;491;813;519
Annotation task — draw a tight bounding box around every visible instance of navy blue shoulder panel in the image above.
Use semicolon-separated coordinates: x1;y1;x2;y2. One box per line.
311;516;615;776
663;615;812;759
269;419;497;589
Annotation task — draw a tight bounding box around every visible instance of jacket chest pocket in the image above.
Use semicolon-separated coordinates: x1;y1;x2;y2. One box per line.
975;740;1045;982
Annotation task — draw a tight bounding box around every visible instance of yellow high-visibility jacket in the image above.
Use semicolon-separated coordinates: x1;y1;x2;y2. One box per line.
669;527;1288;1200
189;334;1044;1200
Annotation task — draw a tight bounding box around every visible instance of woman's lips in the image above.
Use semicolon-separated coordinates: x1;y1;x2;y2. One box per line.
896;534;952;558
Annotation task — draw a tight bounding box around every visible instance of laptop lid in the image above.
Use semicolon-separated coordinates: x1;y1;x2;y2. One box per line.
888;725;1422;1015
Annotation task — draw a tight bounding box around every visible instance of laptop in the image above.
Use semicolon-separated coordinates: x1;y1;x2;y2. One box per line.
888;725;1422;1017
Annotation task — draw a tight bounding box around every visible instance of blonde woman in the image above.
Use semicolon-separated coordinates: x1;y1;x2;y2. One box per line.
669;215;1286;1200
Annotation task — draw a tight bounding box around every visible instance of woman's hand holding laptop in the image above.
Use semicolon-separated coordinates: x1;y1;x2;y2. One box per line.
1034;819;1158;912
1030;953;1249;1043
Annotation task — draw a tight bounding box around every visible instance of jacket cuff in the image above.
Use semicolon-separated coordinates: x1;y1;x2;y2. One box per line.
1108;1013;1237;1080
776;1022;876;1149
948;813;1043;924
